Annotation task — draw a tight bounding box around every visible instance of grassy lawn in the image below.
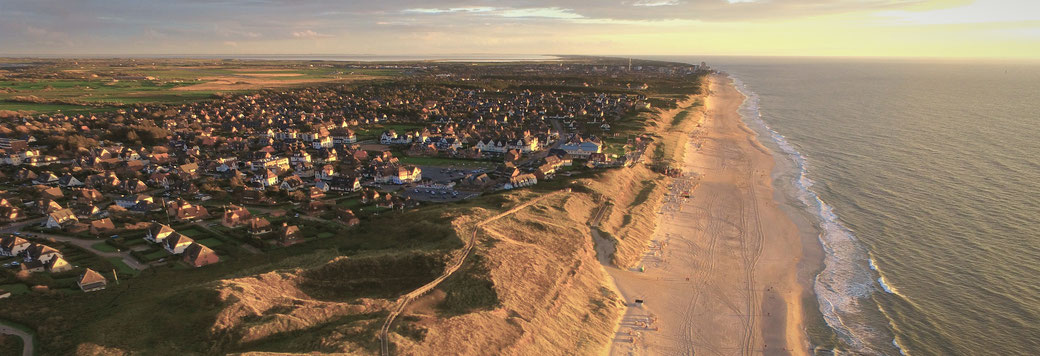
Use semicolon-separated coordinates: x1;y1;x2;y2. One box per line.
178;229;203;237
143;250;169;261
397;156;497;169
0;283;30;296
196;238;224;248
337;198;363;209
91;242;119;253
107;257;139;277
316;232;334;239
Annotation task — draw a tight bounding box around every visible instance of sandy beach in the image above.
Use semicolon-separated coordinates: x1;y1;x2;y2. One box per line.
602;74;811;355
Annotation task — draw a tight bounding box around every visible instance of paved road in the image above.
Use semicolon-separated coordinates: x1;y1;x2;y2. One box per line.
33;232;147;270
0;218;45;234
0;322;33;356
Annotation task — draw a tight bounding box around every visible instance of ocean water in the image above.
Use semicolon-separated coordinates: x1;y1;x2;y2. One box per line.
655;56;1040;355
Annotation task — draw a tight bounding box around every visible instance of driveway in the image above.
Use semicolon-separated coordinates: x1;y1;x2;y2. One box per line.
0;321;33;356
28;232;146;271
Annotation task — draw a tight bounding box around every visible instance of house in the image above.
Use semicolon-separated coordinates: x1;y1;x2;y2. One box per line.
40;186;64;200
58;174;84;187
22;260;48;272
504;149;521;162
46;256;73;273
167;200;209;221
316;165;335;180
33;172;59;185
90;218;116;235
183;243;219;267
280;175;305;191
215;157;238;172
361;189;381;204
221;205;252;227
336;208;360;226
247;217;273;237
78;268;108;292
178;162;199;176
290;151;312;165
374;165;422;185
504;173;538;190
145;224;176;243
312;135;334;149
0;205;21;222
308;186;326;200
38;199;64;214
76;188;104;203
327;176;361;192
254;169;280;187
279;223;302;246
0;235;31;256
44;209;79;229
115;194;153;209
24;243;62;263
121;179;149;194
560;136;603;157
380;130;413;145
332;129;357;144
163;233;195;254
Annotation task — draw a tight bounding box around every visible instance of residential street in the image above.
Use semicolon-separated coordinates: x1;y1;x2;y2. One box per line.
0;321;33;356
1;219;146;271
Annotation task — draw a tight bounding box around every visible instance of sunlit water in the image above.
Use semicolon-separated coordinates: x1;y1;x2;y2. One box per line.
653;56;1040;355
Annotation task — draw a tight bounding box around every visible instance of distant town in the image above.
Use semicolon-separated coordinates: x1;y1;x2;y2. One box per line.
0;58;705;298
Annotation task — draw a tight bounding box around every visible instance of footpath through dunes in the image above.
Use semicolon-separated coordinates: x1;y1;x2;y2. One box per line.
389;190;626;355
602;75;810;356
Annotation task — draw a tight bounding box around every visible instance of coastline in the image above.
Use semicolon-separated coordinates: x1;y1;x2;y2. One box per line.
601;74;816;355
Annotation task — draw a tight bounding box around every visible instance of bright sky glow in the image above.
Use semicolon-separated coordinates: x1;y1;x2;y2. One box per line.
0;0;1036;59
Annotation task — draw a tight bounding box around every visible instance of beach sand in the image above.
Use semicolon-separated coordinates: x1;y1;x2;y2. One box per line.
601;74;811;355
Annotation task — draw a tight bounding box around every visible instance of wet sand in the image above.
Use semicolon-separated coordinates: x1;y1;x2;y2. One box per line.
603;74;811;355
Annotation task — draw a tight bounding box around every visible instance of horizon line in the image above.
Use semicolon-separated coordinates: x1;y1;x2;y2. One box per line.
1;53;1037;63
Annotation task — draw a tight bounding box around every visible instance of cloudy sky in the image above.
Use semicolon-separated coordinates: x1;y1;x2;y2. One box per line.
1;0;1037;58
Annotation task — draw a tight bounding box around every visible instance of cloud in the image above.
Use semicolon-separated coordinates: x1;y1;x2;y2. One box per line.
631;0;681;7
404;6;583;19
404;7;495;14
292;29;332;38
499;7;583;19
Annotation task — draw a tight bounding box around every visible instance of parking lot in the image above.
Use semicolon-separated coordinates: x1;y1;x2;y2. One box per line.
419;166;486;182
402;187;480;202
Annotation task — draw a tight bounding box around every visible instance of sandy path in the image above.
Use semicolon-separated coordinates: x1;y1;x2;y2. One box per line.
603;74;809;355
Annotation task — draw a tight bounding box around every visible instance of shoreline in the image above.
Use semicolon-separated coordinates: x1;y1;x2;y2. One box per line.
601;74;816;355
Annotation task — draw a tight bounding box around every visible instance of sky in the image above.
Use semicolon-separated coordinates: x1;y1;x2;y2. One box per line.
0;0;1038;59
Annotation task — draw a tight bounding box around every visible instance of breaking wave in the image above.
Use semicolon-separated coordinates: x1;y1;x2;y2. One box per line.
729;76;902;355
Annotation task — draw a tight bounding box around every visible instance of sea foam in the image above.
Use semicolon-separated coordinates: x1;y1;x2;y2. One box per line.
729;76;898;355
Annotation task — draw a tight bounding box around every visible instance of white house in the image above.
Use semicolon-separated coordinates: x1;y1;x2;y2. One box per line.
145;224;176;244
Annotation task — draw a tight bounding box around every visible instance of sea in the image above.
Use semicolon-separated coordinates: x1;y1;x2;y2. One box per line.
652;56;1040;355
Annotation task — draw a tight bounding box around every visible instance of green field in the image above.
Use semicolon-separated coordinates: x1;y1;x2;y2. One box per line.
0;62;403;114
0;283;30;296
91;242;119;252
396;156;497;169
178;229;203;237
196;238;224;248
